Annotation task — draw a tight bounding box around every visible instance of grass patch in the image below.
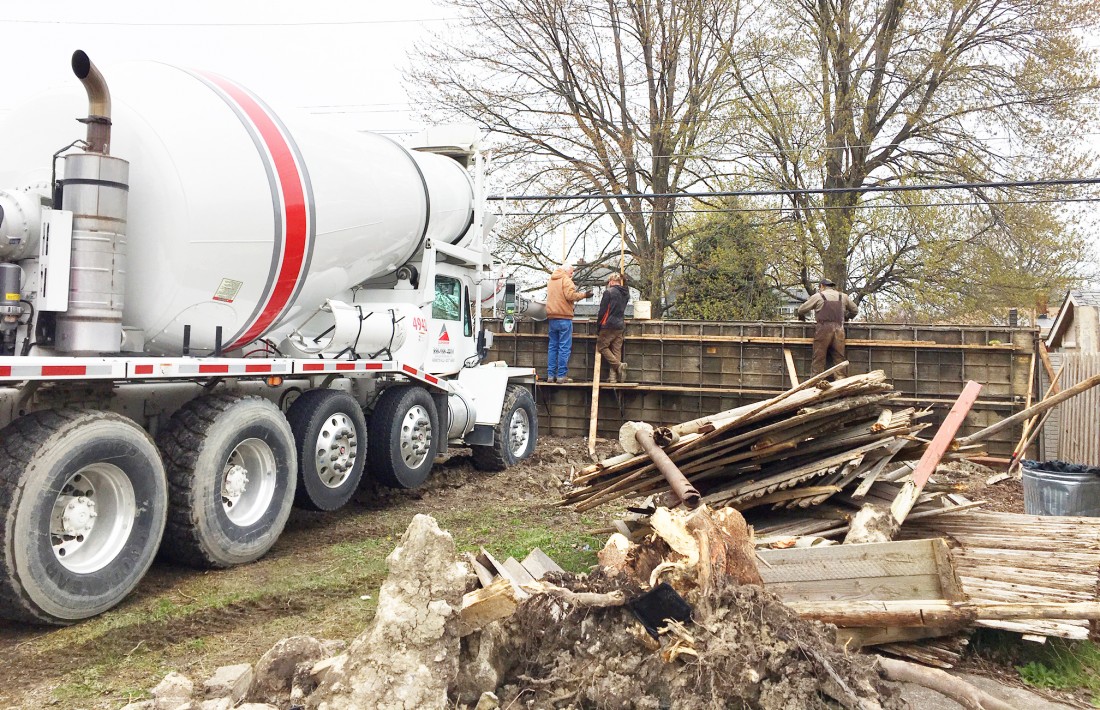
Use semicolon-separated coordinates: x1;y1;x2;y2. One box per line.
1017;641;1100;700
441;506;602;572
972;629;1100;704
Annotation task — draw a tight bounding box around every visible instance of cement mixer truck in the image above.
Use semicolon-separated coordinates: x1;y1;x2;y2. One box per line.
0;52;539;624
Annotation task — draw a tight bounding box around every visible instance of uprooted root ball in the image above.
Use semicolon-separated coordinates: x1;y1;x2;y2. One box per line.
490;575;902;710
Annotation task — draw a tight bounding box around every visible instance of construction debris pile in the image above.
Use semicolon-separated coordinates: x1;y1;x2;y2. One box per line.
567;365;977;530
124;509;1099;709
562;363;1100;668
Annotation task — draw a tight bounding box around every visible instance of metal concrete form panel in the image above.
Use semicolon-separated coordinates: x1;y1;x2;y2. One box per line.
494;319;1037;456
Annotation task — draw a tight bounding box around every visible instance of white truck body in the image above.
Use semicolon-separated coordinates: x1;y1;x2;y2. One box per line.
0;52;537;624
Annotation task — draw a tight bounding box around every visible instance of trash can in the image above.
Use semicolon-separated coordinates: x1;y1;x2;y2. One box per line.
1021;460;1100;517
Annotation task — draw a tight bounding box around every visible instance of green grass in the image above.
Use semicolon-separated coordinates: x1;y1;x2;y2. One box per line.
1017;640;1100;702
972;629;1100;705
8;494;604;709
440;506;602;572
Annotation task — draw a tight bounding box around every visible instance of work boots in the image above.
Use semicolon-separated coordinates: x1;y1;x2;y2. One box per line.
618;362;628;382
608;369;618;384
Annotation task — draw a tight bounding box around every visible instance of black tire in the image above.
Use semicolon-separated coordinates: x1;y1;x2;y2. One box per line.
285;389;367;511
0;410;168;625
368;385;439;489
472;385;538;472
157;394;297;568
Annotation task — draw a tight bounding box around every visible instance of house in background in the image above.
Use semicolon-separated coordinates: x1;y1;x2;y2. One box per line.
1041;291;1100;465
1045;291;1100;353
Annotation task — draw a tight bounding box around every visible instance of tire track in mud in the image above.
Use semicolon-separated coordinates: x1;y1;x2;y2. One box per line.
0;437;593;708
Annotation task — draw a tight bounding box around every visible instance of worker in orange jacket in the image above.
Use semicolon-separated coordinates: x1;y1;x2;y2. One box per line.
545;261;592;383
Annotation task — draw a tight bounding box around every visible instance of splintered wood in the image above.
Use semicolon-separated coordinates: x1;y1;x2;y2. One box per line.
565;368;975;530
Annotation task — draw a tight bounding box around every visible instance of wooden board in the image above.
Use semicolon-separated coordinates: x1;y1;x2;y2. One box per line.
758;538;961;604
836;625;959;650
522;548;565;579
502;557;537;585
765;575;945;603
783;348;799;387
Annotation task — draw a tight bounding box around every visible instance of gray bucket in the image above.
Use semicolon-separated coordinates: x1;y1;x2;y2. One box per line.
1021;462;1100;517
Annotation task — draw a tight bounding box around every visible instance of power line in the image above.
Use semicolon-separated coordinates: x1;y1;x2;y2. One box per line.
0;17;458;27
488;177;1100;202
501;195;1100;215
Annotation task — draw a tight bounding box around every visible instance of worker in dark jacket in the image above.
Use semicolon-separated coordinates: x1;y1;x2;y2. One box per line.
596;272;630;383
796;278;858;377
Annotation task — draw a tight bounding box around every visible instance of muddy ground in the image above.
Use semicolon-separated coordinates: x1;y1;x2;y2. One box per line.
0;437;1080;709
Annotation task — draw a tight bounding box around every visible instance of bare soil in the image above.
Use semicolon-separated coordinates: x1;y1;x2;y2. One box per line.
0;436;614;709
0;438;1080;709
934;460;1025;513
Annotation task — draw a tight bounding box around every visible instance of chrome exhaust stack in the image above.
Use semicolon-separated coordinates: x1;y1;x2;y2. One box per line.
55;50;130;353
71;50;112;154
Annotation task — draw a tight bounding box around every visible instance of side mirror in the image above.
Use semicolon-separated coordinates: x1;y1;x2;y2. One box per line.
503;279;517;315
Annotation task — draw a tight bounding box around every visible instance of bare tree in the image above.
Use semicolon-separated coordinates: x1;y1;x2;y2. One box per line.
409;0;752;312
726;0;1100;301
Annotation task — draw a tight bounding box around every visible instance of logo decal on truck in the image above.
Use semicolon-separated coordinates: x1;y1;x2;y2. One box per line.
433;324;455;360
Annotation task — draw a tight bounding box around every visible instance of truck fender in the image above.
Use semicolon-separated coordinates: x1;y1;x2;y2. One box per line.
455;365;536;426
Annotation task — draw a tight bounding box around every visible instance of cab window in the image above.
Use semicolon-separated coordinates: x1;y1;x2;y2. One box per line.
433;276;462;321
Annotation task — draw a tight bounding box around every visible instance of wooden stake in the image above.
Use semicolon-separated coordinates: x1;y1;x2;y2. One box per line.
588;351;602;461
1012;351;1038;452
957;373;1100;446
783;348;799;387
1039;341;1060;394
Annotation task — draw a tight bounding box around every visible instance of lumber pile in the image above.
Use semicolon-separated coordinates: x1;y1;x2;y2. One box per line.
903;510;1100;641
565;365;978;529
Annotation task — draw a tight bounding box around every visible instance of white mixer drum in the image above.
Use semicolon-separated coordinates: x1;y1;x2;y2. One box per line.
0;62;475;355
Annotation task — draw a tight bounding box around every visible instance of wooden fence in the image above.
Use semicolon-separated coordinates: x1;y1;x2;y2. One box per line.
1056;353;1100;465
490;319;1038;457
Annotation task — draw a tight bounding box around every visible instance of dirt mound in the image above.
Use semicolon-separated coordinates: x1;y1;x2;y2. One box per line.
489;571;900;709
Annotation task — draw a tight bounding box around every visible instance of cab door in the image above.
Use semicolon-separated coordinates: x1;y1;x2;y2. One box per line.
424;273;477;375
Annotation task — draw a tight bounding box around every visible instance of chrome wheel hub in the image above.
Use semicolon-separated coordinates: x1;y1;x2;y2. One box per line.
50;465;136;573
316;413;358;488
508;408;531;457
400;405;432;469
221;438;277;526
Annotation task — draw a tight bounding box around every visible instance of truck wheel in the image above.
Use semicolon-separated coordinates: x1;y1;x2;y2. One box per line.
285;389;367;511
472;385;538;472
368;385;438;489
0;410;167;625
157;395;296;568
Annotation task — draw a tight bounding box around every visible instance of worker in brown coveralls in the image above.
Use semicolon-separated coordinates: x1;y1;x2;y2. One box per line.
595;272;630;382
796;278;858;376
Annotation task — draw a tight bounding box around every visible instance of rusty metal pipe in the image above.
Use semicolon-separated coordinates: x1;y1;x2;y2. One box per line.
72;50;112;154
635;423;700;509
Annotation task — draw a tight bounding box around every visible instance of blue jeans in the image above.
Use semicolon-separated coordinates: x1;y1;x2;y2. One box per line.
547;318;573;379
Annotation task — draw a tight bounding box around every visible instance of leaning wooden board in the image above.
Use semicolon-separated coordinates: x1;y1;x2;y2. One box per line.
757;538;965;648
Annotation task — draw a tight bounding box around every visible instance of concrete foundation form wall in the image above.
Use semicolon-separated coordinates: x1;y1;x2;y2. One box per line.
491;319;1038;457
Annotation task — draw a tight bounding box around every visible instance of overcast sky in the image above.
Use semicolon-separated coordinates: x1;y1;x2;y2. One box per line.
0;0;447;134
3;1;1097;277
